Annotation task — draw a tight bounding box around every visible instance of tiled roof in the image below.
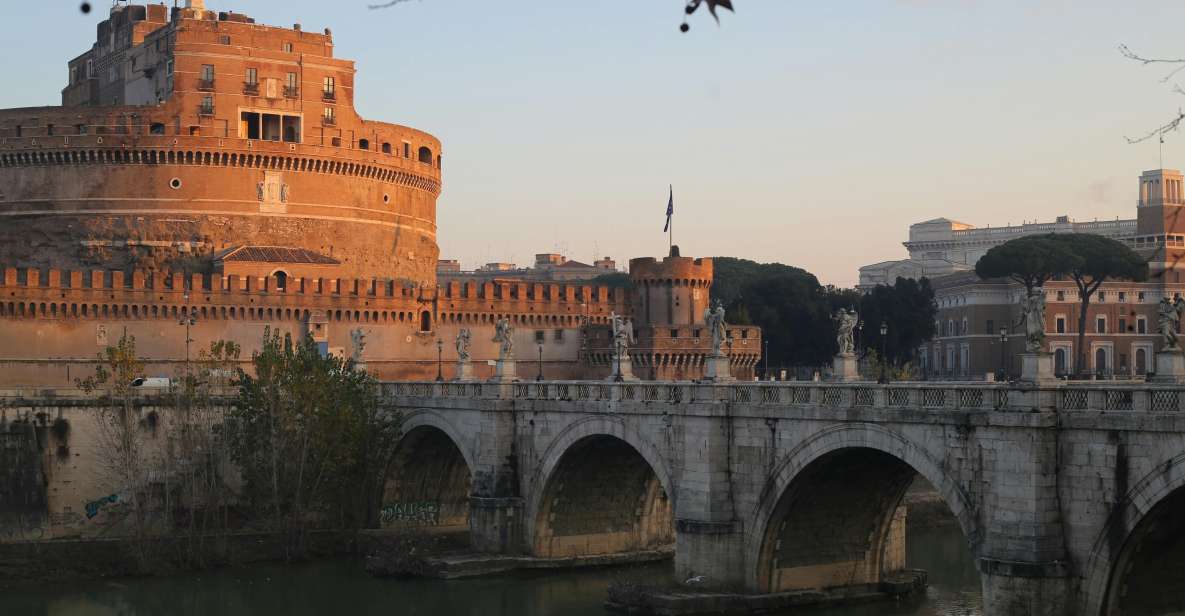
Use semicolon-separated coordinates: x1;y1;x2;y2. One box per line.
216;246;340;265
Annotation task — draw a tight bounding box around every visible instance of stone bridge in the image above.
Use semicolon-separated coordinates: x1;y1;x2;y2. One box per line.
378;379;1185;616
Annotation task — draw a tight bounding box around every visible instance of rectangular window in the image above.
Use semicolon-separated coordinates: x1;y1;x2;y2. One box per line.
85;58;94;78
1096;317;1106;334
1139;291;1146;302
286;72;297;89
1056;317;1066;334
46;124;54;136
76;124;87;135
201;64;214;81
70;66;78;84
1138;317;1147;334
1056;290;1065;302
323;106;335;122
219;35;231;45
403;142;410;158
670;328;679;339
323;76;335;94
986;319;995;336
282;42;293;53
166;59;174;75
1119;291;1127;303
534;330;545;344
245;68;258;85
1099;291;1106;303
1119;318;1127;333
554;329;564;341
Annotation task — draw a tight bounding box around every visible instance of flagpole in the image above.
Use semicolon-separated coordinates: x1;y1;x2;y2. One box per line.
669;184;673;253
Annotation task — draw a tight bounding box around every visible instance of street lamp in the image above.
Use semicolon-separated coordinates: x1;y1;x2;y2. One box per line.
179;293;196;388
435;339;444;382
763;339;770;381
537;343;544;381
999;326;1008;381
878;320;889;384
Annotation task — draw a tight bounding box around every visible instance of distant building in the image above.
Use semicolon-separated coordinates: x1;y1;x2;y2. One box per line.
437;253;622;283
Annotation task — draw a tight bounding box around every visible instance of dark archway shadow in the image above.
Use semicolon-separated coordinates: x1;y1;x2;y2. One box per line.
381;426;473;537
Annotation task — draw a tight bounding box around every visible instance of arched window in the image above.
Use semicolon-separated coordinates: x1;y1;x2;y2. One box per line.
420;310;431;332
1095;348;1108;375
1054;348;1067;375
418;146;433;164
273;270;288;290
359;138;370;150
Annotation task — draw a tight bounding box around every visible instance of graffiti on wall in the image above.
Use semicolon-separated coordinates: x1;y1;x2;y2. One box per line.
84;494;120;519
380;501;440;526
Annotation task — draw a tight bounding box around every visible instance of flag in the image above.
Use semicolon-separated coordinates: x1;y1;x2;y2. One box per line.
663;185;673;232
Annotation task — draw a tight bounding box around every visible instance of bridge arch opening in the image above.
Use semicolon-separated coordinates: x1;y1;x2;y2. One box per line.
533;435;673;558
381;425;472;533
1101;484;1185;615
756;447;976;595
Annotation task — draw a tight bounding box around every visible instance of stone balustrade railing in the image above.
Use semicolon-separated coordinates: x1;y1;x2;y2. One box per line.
378;380;1185;413
4;380;1185;414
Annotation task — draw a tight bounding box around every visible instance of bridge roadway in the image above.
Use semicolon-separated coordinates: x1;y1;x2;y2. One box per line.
379;379;1185;616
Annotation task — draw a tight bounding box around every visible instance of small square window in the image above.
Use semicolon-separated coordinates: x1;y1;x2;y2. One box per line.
670;328;678;338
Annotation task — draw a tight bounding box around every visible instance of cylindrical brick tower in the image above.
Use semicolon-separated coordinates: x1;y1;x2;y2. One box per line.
628;246;713;327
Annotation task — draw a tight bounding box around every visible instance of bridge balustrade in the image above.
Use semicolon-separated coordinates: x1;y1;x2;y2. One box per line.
373;380;1185;413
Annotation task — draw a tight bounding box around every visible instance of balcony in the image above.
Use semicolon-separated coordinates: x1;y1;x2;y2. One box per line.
197;79;215;92
198;104;215;117
321;115;336;127
322;90;336;102
283;85;299;99
242;81;260;96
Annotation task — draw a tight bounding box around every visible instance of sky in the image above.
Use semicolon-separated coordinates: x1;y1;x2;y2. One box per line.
8;1;1185;287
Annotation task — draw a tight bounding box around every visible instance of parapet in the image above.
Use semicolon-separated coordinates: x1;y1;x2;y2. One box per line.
629;255;713;286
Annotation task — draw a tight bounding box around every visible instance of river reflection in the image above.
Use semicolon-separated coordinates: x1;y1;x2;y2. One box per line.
1;525;980;616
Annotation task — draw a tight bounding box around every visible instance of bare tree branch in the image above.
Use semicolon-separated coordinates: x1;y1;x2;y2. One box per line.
368;0;415;9
1119;44;1185;83
1124;108;1185;144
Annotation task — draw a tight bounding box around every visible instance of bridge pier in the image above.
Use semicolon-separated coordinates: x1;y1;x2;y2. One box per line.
674;520;744;588
467;401;523;554
980;562;1070;616
469;496;523;554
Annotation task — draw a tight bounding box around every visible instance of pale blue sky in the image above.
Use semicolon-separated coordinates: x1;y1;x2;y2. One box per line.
8;1;1185;285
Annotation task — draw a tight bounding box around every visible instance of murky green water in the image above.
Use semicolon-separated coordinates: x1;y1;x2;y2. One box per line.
0;525;980;616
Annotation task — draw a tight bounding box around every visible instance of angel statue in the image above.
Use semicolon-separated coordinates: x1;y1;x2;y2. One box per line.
1019;288;1047;353
703;302;727;357
611;312;636;359
833;308;858;356
350;328;367;362
455;328;472;362
493;318;514;360
1158;297;1185;350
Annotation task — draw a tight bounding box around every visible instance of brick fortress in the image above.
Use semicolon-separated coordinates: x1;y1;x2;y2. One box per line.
0;1;759;385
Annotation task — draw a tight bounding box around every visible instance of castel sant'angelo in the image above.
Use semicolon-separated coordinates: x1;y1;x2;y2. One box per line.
0;1;760;385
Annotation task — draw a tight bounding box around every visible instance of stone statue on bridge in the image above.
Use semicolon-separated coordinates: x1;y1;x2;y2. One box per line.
1020;289;1046;354
350;328;367;363
833;308;858;356
611;312;636;358
455;328;472;362
704;302;727;358
493;318;514;361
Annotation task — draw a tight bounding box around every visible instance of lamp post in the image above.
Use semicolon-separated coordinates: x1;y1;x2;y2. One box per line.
537;344;544;381
763;339;770;381
878;320;889;384
999;326;1008;381
179;293;196;389
435;339;443;382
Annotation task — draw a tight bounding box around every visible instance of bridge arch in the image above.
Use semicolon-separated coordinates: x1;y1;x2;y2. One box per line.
380;410;476;532
1082;450;1185;615
527;416;675;558
746;423;980;593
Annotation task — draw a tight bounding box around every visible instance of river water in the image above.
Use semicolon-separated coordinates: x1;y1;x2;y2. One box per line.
1;526;980;616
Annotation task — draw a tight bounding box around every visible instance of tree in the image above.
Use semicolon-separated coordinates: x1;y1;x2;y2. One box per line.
1118;45;1185;144
227;328;401;558
368;0;735;32
856;277;937;370
1050;234;1148;375
974;234;1077;295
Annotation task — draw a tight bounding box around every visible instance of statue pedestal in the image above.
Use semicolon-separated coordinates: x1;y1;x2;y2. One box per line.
491;359;517;382
455;360;475;382
831;354;859;382
608;354;638;381
1019;353;1055;383
703;355;735;382
1153;350;1185;383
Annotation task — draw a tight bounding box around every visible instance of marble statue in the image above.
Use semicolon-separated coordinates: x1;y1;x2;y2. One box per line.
611;312;636;359
833;308;858;356
350;328;366;362
455;328;472;361
704;302;727;357
1021;288;1047;354
493;318;514;360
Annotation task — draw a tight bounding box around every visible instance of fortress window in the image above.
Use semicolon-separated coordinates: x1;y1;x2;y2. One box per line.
402;142;410;158
282;42;293;53
245;67;258;85
219;35;231;45
381;142;392;154
76;124;86;135
201;64;214;81
199;96;214;115
274;271;288;290
284;72;298;98
322;76;335;100
535;330;545;344
150;123;165;135
323;106;336;125
420;311;432;332
46;124;54;136
554;329;564;341
358;138;370;150
417;146;433;164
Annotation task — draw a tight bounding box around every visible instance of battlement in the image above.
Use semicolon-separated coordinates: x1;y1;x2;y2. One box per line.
629;255;713;285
